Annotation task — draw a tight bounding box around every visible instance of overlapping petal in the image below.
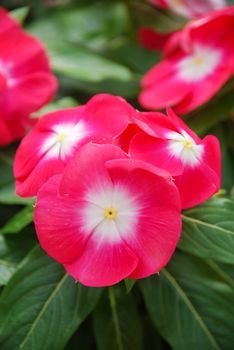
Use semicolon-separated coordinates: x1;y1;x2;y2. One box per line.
130;109;221;208
139;6;234;113
35;143;182;287
0;8;57;146
14;94;133;197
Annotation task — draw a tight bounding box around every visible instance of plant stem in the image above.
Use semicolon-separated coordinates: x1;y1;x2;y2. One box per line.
108;287;124;350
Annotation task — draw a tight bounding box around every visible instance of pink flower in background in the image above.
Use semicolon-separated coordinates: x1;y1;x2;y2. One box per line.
139;6;234;114
34;143;181;287
0;8;57;147
130;108;221;208
14;94;133;197
149;0;226;18
138;27;172;51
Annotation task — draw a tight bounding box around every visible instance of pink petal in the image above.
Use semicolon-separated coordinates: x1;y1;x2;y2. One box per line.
0;8;19;35
0;27;51;74
174;162;220;209
114;122;141;153
128;207;181;278
139;59;190;110
166;107;201;143
14;129;60;179
6;72;57;115
84;94;134;141
202;135;221;187
35;175;92;264
59;143;128;199
130;132;183;175
16;156;65;197
175;64;232;114
64;237;138;287
0;120;13;146
138;27;172;51
132;110;178;138
106;159;181;278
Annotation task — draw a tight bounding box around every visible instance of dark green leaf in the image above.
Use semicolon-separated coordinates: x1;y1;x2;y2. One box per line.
10;6;29;24
0;183;35;205
124;279;136;293
28;3;129;51
0;205;34;235
179;197;234;263
140;251;234;350
0;235;35;286
186;85;234;135
0;246;102;350
93;287;143;350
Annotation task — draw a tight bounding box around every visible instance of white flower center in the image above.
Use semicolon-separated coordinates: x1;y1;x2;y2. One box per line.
41;122;88;160
177;45;221;81
167;130;203;166
81;184;141;243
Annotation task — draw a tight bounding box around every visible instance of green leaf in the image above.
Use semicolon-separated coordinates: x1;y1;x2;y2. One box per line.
93;287;143;350
0;182;35;205
0;158;14;187
0;246;103;350
179;197;234;263
65;319;95;350
48;41;133;82
27;3;129;51
0;205;34;235
72;77;140;98
0;235;35;286
32;96;78;118
10;6;29;24
27;3;133;82
186;85;234;135
124;279;136;293
140;252;234;350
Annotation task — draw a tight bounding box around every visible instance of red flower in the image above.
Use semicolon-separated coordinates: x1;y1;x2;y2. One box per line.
149;0;226;18
139;6;234;113
0;8;57;146
34;143;181;287
130;108;221;208
14;94;134;197
138;27;172;51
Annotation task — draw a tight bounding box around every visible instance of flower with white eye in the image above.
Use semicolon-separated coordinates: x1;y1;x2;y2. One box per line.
167;130;204;166
14;94;133;197
130;108;221;209
139;6;234;113
177;45;221;82
34;143;182;287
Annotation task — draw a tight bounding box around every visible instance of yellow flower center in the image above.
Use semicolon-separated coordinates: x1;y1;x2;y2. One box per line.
193;56;203;65
183;139;193;148
104;207;117;220
56;133;67;143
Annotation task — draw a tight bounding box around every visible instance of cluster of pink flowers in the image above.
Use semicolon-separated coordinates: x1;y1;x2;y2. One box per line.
14;94;221;286
0;6;226;287
0;9;57;147
140;6;234;113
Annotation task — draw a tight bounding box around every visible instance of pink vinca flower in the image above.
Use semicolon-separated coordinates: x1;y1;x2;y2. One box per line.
139;6;234;114
14;94;133;197
34;143;182;287
150;0;226;18
0;8;57;146
130;108;221;208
